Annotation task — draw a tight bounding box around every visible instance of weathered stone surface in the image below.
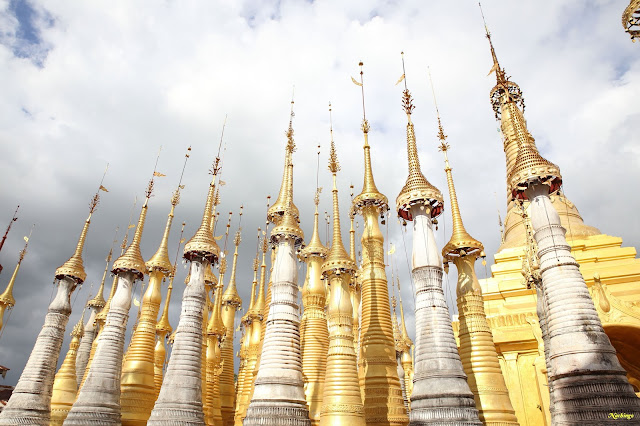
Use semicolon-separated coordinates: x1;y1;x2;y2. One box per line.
64;272;135;425
244;239;310;426
147;260;207;425
0;277;77;426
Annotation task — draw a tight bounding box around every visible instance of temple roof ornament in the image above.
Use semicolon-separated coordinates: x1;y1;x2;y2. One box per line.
623;0;640;41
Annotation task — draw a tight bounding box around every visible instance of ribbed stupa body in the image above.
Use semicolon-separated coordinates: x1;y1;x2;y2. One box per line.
235;255;266;425
120;201;175;425
220;245;242;426
0;211;91;425
205;270;225;426
75;251;110;386
147;260;208;425
243;218;309;426
0;277;77;425
234;330;249;425
154;278;173;397
440;144;519;425
50;315;84;425
148;160;220;424
63;272;136;425
74;308;97;386
353;121;408;426
78;273;118;390
299;205;329;426
522;184;640;422
454;256;519;425
119;269;166;425
233;261;257;425
398;302;414;404
407;206;480;425
320;272;364;426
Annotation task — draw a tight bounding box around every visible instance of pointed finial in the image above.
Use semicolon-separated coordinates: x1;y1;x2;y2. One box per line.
184;120;226;263
395;62;443;222
328;103;340;174
352;61;388;214
430;74;483;261
157;222;184;335
322;104;356;276
55;166;108;283
146;146;191;274
0;226;32;309
72;306;86;339
222;210;243;306
357;61;369;134
479;3;525;118
300;127;327;261
268;96;300;224
399;52;414;116
87;230;117;310
113;153;163;280
479;2;506;85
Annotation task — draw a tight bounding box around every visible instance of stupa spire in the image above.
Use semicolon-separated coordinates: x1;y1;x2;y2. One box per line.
66;155;161;425
244;99;308;426
149;125;226;425
121;147;190;425
351;61;408;426
397;60;480;425
0;170;107;425
0;228;31;332
299;140;329;426
56;166;108;283
220;204;244;424
432;75;518;424
268;90;300;224
396;57;443;222
352;63;386;206
320;112;363;425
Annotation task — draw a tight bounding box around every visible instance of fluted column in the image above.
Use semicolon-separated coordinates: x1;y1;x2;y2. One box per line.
64;271;136;424
147;260;208;425
527;185;640;423
300;255;328;425
319;273;365;426
0;277;77;424
243;239;309;426
455;256;519;425
120;269;165;425
50;316;84;425
357;204;408;425
409;206;480;425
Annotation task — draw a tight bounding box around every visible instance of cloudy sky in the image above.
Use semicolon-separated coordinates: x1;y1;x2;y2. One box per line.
0;0;638;386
